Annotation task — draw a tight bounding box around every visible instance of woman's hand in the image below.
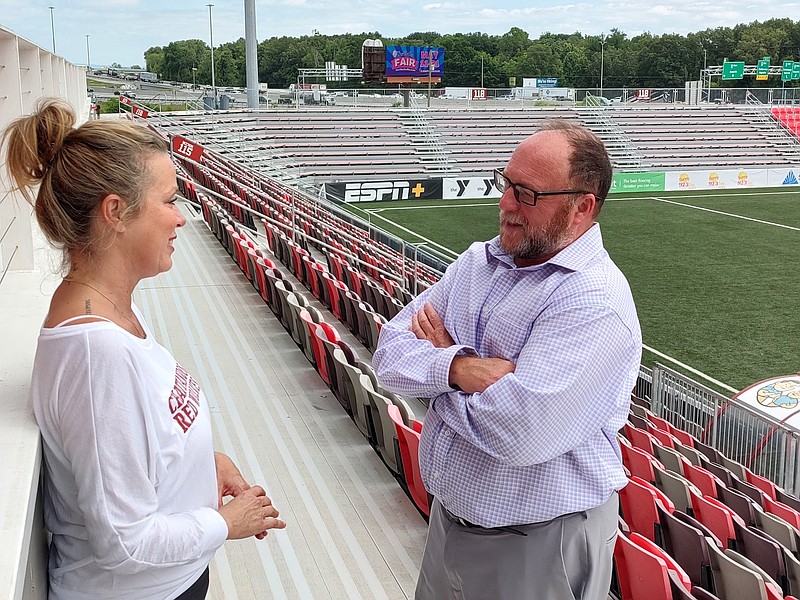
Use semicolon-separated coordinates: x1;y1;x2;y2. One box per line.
219;485;286;540
215;452;250;507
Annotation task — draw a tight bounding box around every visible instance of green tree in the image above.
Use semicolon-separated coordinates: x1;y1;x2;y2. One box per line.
144;46;165;76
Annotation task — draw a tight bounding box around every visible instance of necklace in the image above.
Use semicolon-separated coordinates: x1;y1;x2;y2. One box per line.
63;278;146;339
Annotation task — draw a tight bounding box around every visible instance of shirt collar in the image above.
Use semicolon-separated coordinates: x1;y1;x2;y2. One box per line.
484;222;604;273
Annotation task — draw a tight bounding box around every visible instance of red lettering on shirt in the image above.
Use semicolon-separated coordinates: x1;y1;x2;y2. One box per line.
169;364;202;433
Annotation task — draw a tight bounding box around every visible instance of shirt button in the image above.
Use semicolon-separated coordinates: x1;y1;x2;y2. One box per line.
432;472;440;479
444;429;452;437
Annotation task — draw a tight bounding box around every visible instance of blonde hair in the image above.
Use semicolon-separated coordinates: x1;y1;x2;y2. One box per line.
2;98;167;263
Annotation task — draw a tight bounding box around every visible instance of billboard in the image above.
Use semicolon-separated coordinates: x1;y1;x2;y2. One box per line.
326;178;442;203
385;46;444;78
610;172;665;193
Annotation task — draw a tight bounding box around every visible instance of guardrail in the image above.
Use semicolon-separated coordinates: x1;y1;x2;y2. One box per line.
650;362;800;495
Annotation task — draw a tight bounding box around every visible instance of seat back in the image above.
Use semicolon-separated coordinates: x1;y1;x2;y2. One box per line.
753;505;800;555
340;360;369;438
657;501;714;590
387;404;429;517
619;477;673;544
620;438;663;484
684;463;722;499
625;424;662;455
316;327;343;404
331;348;355;416
733;522;787;595
359;375;393;467
653;444;689;476
613;531;673;600
298;309;320;366
723;548;784;600
706;539;769;600
284;292;307;347
692;493;741;550
718;486;759;526
654;464;698;515
764;495;800;529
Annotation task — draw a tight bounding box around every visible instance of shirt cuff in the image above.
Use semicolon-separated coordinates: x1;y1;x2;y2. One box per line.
195;507;229;551
434;344;478;391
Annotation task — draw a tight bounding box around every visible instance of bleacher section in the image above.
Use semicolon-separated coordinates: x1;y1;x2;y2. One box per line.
424;108;579;176
163;130;800;598
602;105;800;169
772;107;800;137
152;105;800;191
157;109;433;184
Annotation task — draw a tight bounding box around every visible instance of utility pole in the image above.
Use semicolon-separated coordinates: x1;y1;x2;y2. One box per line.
600;33;607;98
86;35;91;71
48;6;56;53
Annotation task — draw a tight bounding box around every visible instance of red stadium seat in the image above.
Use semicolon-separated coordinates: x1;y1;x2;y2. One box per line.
387;404;429;517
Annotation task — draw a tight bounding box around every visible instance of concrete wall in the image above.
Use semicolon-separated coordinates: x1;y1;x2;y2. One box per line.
0;24;88;600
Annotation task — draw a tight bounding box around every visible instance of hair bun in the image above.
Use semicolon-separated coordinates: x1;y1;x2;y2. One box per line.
31;99;76;178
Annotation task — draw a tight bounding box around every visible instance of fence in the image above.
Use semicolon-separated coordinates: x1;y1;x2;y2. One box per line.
649;362;800;495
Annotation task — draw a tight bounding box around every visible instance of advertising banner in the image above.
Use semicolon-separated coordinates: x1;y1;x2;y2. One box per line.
327;179;442;203
171;135;206;162
442;177;501;200
732;374;800;432
385;46;444;78
768;167;800;186
610;172;665;194
665;169;769;190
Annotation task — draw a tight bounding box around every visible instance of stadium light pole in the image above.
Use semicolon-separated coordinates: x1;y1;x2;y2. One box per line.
192;66;197;90
86;35;91;72
599;33;607;98
427;48;433;109
207;3;216;109
48;6;56;54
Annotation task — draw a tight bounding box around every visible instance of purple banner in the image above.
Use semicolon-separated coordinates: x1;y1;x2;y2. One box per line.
385;46;444;78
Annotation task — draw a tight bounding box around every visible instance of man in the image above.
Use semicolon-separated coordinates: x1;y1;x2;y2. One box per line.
373;119;642;600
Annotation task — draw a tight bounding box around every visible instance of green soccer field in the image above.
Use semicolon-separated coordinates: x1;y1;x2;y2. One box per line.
346;188;800;392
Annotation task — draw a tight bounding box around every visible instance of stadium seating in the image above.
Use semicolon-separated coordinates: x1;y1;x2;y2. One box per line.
178;127;800;600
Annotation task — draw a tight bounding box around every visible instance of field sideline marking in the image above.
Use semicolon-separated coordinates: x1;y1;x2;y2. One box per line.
649;197;800;232
368;202;496;213
643;343;738;393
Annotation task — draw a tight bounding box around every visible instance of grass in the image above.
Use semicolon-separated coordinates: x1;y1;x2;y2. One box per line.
346;188;800;391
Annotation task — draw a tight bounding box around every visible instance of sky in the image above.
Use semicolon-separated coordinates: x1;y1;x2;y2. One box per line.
0;0;797;68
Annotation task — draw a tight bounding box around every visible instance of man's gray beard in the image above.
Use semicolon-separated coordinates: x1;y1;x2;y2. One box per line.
498;210;572;260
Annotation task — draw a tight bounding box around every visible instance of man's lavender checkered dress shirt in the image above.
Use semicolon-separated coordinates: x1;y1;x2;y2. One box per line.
374;224;642;528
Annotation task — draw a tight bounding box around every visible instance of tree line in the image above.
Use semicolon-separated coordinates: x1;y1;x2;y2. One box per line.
143;19;800;90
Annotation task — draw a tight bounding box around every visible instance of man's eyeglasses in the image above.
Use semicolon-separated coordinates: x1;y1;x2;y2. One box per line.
493;169;589;207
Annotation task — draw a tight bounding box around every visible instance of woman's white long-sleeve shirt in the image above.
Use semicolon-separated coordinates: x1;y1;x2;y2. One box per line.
32;313;228;600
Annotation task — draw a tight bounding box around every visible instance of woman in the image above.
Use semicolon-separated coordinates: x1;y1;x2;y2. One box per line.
2;99;285;599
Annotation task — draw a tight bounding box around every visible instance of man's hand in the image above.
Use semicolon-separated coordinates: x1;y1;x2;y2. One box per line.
449;355;516;395
215;452;250;508
410;303;454;348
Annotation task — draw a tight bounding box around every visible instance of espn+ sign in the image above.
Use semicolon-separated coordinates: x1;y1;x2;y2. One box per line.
328;179;442;203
